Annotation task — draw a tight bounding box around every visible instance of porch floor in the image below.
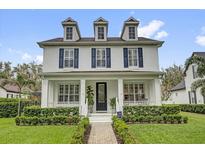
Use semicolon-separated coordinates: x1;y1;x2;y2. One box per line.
88;122;117;144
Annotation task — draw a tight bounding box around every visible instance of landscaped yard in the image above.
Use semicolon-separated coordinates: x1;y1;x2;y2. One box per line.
0;118;76;144
129;112;205;144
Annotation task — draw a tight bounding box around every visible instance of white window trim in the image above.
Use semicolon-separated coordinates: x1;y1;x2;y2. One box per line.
64;48;74;68
66;27;73;40
128;26;136;40
96;48;106;68
97;26;105;40
128;48;138;68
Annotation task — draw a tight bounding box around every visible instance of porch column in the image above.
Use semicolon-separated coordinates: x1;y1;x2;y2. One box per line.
117;79;123;113
80;79;87;116
41;79;48;108
48;81;54;107
153;79;161;105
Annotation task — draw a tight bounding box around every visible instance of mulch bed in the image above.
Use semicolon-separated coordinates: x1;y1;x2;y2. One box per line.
84;125;91;144
112;124;123;144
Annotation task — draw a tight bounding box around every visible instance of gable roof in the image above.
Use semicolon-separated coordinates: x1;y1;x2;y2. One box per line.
171;79;186;92
37;36;164;47
94;17;108;23
0;79;20;93
184;52;205;75
125;16;139;23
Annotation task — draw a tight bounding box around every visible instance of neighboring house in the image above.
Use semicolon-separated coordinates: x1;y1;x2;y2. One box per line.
38;17;164;116
0;79;21;98
170;52;205;104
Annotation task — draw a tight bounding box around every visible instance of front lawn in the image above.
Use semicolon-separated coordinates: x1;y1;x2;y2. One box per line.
129;112;205;144
0;118;76;144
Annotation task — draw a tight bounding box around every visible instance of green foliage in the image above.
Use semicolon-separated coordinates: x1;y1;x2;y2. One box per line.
160;64;184;100
112;116;136;144
180;104;205;114
71;117;90;144
110;97;116;109
0;101;40;118
123;105;180;117
23;106;79;117
86;85;94;107
0;98;19;102
15;115;80;126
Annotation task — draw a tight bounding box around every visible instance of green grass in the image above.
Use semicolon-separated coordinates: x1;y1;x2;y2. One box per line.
129;112;205;144
0;118;76;144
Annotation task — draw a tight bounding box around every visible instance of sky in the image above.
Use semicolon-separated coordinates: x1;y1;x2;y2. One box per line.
0;9;205;69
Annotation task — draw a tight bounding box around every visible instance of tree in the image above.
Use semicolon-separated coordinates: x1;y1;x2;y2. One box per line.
160;64;184;100
185;55;205;97
0;61;13;79
1;73;35;116
86;85;94;113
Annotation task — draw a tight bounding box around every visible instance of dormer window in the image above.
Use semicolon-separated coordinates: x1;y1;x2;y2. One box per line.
66;27;73;40
98;27;104;39
129;27;136;39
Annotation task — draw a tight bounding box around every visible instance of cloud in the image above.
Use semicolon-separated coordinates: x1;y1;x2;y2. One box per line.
195;35;205;46
138;20;166;38
35;55;43;64
22;53;32;62
154;30;168;40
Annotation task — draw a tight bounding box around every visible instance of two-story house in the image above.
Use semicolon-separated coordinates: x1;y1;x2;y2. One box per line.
170;52;205;104
38;17;164;117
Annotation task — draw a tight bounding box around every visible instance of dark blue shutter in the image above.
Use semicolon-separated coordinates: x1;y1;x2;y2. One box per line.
188;91;191;104
59;48;64;68
91;48;96;68
106;48;111;68
138;48;143;68
74;48;79;68
192;65;195;79
194;91;197;104
123;48;128;68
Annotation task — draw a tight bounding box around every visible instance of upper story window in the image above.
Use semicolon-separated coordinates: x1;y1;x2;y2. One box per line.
124;83;145;103
96;48;106;67
128;48;138;67
129;26;136;39
98;27;104;39
66;27;73;40
64;48;74;68
192;64;198;79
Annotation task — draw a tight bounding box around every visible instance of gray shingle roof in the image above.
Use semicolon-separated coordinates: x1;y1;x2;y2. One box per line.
171;80;186;92
193;52;205;58
0;79;20;93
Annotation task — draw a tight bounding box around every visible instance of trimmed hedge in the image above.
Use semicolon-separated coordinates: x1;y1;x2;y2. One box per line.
180;104;205;114
15;115;80;126
0;98;19;102
122;114;188;124
71;117;90;144
0;101;40;118
123;105;180;117
23;106;79;117
112;116;136;144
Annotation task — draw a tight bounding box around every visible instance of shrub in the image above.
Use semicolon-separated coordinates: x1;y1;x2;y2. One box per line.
15;115;80;126
179;104;205;114
112;116;136;144
71;117;90;144
123;105;180;117
122;114;188;124
23;106;79;117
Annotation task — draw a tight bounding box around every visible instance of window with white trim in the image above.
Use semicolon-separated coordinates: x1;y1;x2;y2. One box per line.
123;83;145;103
64;48;74;68
58;84;79;104
96;48;106;67
129;26;136;39
128;48;138;67
98;27;104;39
66;27;73;40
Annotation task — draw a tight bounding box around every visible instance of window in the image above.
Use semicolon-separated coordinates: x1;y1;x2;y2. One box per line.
96;48;106;67
58;83;79;104
192;65;198;79
66;27;73;40
128;48;138;67
124;83;145;103
129;27;136;39
98;27;104;39
64;48;74;68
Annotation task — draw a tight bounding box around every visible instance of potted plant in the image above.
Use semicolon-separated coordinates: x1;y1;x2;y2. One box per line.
86;85;94;113
110;97;116;115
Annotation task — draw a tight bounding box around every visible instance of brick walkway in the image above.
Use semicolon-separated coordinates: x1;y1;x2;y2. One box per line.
88;122;118;144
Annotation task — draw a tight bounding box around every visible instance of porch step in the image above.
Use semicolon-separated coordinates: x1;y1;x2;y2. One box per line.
88;113;115;123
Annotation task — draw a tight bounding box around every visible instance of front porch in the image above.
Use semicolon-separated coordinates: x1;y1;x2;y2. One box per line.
41;74;161;117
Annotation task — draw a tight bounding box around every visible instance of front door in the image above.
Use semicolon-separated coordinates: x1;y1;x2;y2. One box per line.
96;82;107;111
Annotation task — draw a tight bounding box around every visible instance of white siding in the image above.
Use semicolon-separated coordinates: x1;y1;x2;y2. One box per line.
170;89;188;104
0;87;7;98
63;26;80;41
122;26;138;41
43;45;159;72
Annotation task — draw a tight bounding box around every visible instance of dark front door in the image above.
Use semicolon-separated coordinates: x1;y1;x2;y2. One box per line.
96;82;107;111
